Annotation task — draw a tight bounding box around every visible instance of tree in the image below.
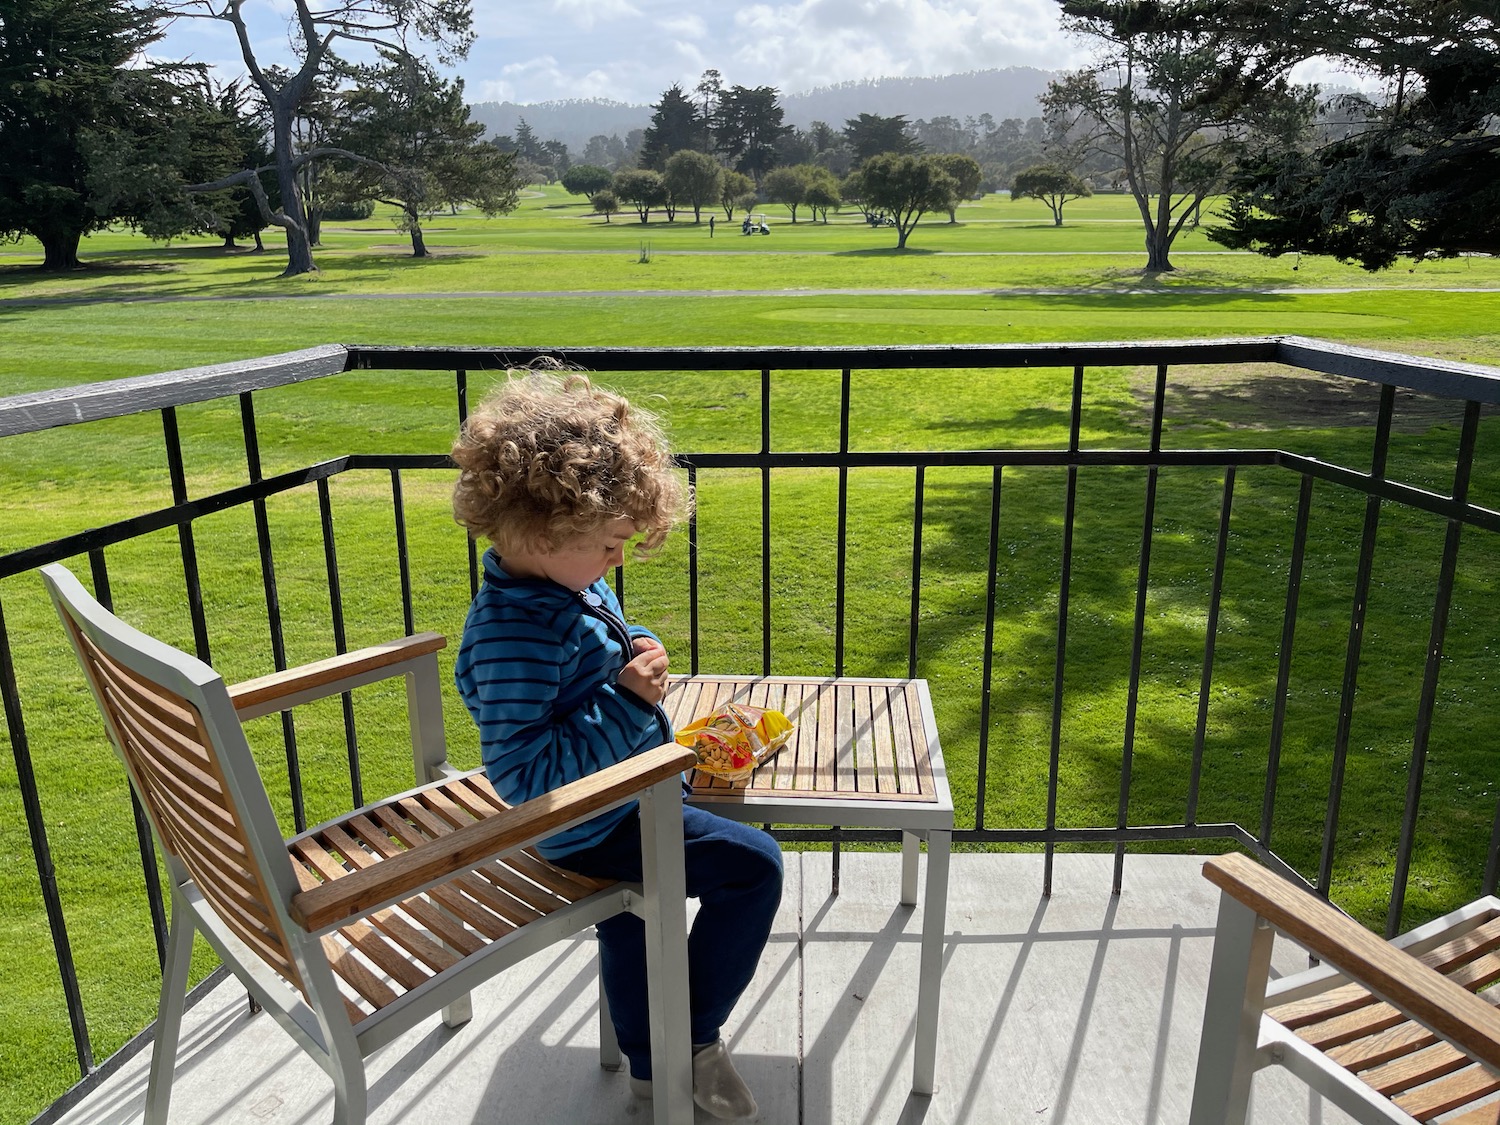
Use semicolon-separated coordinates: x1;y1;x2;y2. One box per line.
808;119;854;176
1205;0;1500;268
773;128;816;168
857;154;957;249
213;81;275;251
662;150;723;223
843;113;920;164
1011;165;1093;226
161;0;474;276
931;153;982;220
330;52;520;257
590;189;619;223
612;168;666;223
804;167;842;223
640;84;706;170
914;115;974;155
719;170;756;220
1043;0;1308;272
581;134;625;168
0;0;238;269
561;164;614;197
716;85;792;182
761;166;809;222
694;69;723;136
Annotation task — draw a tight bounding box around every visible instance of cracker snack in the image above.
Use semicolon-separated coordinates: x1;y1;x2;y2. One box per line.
676;702;794;781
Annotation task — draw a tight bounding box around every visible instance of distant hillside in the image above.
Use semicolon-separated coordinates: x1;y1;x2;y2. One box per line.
466;99;650;153
782;68;1057;129
468;67;1058;154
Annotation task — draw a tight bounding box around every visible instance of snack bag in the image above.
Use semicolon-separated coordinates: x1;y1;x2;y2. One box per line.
675;702;795;781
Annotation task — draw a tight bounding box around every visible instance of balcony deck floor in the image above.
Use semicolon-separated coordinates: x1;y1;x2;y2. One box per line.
52;852;1358;1125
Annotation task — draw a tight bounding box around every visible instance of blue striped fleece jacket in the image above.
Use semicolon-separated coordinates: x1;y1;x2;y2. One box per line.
454;549;673;859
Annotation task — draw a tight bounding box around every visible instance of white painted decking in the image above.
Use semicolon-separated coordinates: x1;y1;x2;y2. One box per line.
51;852;1356;1125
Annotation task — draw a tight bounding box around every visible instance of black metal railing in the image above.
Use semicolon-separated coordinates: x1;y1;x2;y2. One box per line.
4;338;1500;1121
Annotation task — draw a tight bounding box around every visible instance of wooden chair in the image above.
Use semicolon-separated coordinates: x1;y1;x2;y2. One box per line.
41;562;697;1125
1190;851;1500;1125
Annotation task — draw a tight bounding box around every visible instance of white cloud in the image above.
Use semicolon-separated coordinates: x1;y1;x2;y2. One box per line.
550;0;642;31
726;0;1081;95
151;0;1080;108
659;14;708;38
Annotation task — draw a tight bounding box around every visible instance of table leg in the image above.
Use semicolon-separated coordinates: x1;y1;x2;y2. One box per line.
901;830;919;906
913;828;950;1096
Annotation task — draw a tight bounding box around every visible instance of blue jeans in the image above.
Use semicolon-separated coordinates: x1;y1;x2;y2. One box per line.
559;804;784;1080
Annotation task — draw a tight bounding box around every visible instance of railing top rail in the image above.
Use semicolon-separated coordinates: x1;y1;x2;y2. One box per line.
1275;337;1500;404
0;344;350;438
343;338;1282;371
5;336;1500;441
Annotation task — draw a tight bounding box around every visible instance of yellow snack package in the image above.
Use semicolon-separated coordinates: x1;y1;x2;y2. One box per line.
675;702;795;781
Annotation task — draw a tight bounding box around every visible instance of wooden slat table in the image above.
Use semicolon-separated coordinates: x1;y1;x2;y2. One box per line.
663;674;954;1097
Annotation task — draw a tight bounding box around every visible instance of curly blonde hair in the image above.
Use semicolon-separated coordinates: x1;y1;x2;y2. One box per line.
451;370;691;555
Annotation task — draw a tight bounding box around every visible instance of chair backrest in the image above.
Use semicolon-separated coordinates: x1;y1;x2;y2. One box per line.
41;563;308;992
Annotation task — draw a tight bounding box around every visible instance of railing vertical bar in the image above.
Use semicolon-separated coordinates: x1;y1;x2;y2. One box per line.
89;549;168;968
317;478;362;807
1387;399;1481;936
1187;466;1236;826
834;368;851;678
908;466;926;679
162;407;210;663
829;368;852;889
688;463;700;676
1045;364;1086;896
1;593;94;1076
1262;473;1314;849
240;392;305;834
761;368;772;676
391;468;415;637
457;370;479;600
974;466;1004;832
1319;383;1396;897
1486;805;1500;898
1112;363;1168;894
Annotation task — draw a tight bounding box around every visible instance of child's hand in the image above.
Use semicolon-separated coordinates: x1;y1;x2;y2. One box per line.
618;637;669;704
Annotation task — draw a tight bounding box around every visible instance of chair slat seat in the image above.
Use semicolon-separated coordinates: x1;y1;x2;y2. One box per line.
284;772;622;1021
1262;917;1500;1119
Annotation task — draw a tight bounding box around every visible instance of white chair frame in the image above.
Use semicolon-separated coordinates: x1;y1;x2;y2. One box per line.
43;562;696;1124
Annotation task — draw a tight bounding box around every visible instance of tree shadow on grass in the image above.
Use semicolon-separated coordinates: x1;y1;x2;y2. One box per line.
832;246;940;257
0;247;489;312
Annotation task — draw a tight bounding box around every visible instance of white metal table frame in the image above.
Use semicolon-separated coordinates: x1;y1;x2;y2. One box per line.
673;674;955;1098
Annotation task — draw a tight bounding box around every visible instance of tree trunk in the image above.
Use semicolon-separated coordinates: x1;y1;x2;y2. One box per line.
272;107;317;276
1145;227;1175;272
223;234;237;249
253;231;265;253
38;228;84;271
408;207;429;257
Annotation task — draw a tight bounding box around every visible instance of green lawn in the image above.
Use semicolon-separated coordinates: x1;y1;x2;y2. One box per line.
4;184;1500;1124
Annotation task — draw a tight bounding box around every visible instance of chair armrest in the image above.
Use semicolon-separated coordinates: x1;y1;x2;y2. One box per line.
1204;852;1500;1068
228;632;447;720
289;741;698;933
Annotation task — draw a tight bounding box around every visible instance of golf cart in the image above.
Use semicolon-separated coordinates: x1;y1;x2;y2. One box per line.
741;213;771;235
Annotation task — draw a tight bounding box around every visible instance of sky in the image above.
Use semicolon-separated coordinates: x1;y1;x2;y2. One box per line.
150;0;1371;112
150;0;1096;107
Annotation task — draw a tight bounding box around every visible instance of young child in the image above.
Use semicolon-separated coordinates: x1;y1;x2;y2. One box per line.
451;371;782;1120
